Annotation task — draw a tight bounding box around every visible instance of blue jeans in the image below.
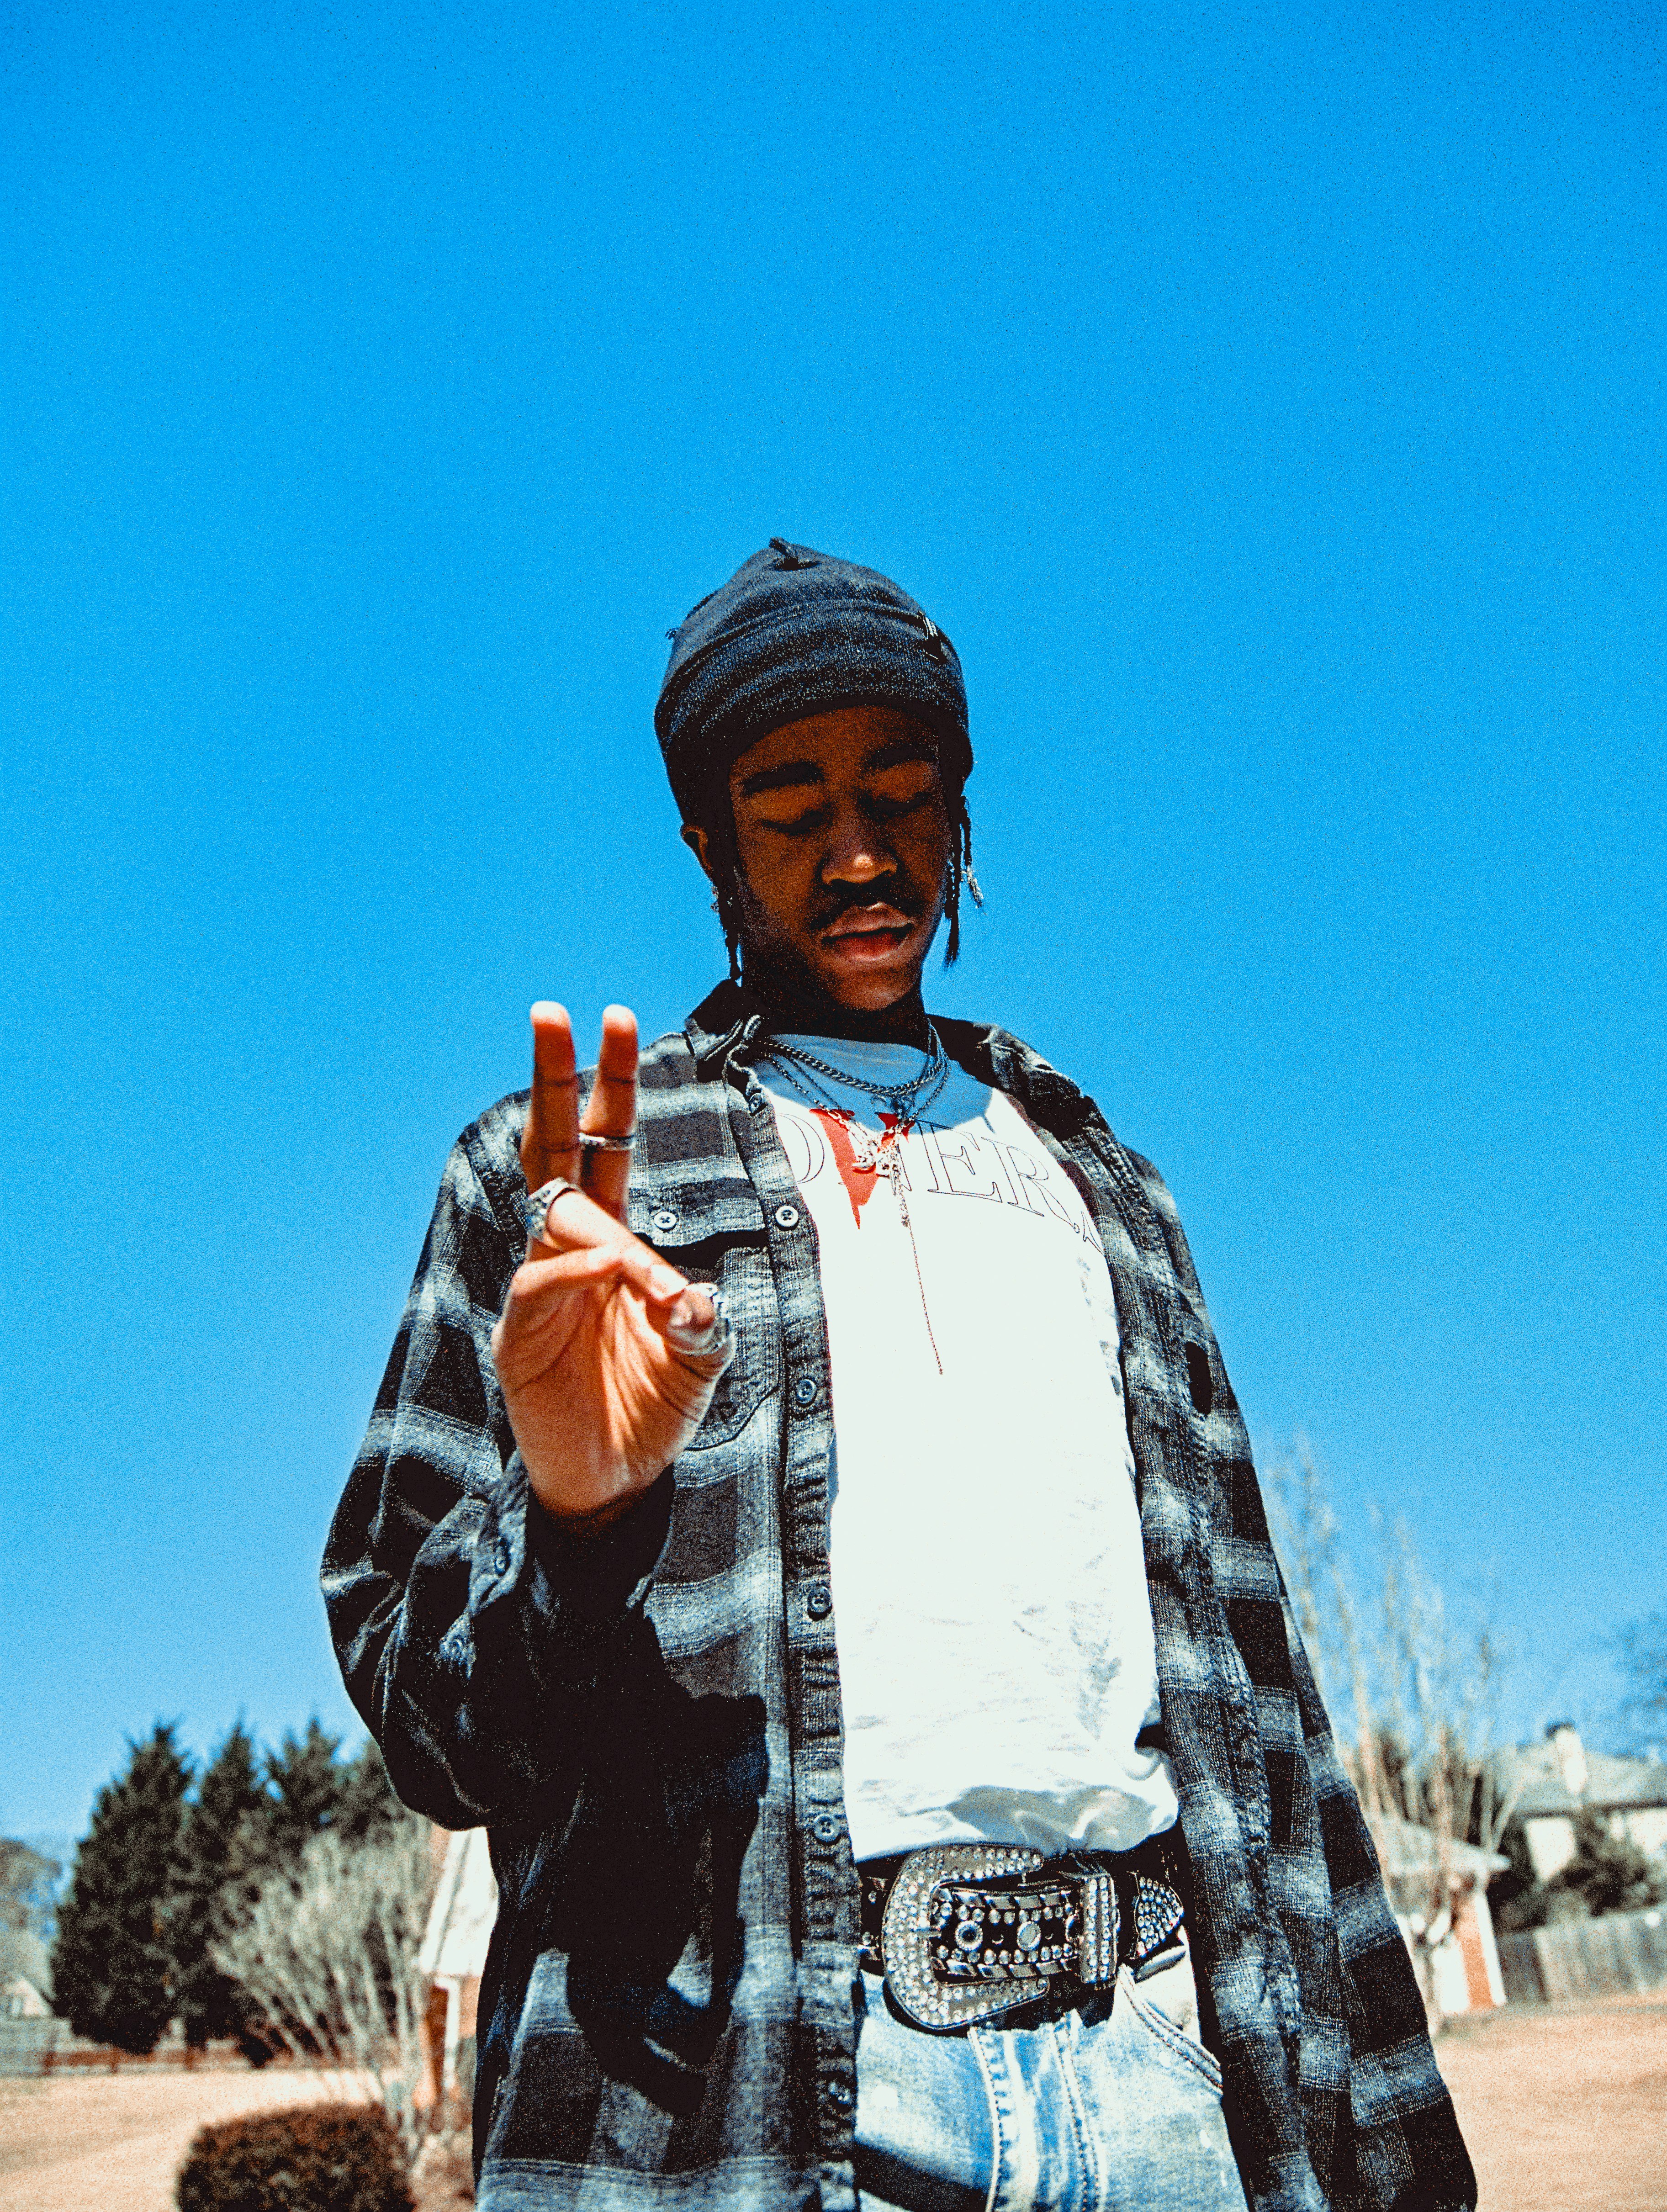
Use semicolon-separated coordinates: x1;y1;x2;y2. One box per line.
853;1934;1248;2212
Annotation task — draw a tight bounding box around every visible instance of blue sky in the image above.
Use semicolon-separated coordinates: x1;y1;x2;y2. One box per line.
2;0;1661;1843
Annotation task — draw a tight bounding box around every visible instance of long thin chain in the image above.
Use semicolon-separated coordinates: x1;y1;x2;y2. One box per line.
761;1047;947;1375
766;1023;947;1115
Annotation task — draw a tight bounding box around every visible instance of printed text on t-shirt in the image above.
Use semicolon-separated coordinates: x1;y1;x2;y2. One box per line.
775;1104;1104;1245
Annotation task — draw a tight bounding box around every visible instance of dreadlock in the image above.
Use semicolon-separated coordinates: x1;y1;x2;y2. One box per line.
702;796;749;986
702;772;980;984
941;781;982;964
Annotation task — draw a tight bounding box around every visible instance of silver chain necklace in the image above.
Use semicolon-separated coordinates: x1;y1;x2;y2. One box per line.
765;1023;948;1119
763;1048;952;1164
759;1039;951;1374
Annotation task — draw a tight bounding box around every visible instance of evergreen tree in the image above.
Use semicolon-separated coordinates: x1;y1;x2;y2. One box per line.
334;1737;403;1844
170;1722;266;2047
51;1724;192;2053
1490;1820;1542;1932
256;1720;349;1872
250;1721;402;1873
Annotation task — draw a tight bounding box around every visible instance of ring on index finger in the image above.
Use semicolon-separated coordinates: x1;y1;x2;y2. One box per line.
525;1176;584;1246
578;1130;635;1155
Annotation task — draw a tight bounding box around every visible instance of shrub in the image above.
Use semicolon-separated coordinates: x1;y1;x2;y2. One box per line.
175;2101;413;2212
211;1818;434;2159
1496;1809;1667;1933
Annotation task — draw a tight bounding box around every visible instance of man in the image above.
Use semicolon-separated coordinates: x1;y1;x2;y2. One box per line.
324;541;1475;2211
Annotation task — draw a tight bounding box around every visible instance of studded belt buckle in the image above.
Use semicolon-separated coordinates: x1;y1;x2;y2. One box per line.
878;1845;1126;2033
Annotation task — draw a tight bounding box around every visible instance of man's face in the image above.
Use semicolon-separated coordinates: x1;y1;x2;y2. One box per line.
687;705;952;1012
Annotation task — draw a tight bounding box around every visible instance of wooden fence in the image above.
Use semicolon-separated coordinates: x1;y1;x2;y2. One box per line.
1497;1904;1667;2004
0;2021;257;2077
0;2018;69;2075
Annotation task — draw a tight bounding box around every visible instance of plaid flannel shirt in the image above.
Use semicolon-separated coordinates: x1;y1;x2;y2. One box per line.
323;982;1475;2212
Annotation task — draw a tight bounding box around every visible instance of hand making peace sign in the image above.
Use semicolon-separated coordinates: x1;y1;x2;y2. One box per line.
490;1002;731;1526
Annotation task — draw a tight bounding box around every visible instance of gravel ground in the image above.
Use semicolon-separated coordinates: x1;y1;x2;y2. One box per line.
0;1995;1661;2210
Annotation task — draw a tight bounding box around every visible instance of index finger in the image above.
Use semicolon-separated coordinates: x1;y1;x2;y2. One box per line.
521;1002;580;1193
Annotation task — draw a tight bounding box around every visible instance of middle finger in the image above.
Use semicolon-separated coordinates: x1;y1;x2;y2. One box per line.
579;1004;639;1222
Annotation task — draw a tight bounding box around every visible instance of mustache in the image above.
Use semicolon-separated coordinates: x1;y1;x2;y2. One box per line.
812;880;924;933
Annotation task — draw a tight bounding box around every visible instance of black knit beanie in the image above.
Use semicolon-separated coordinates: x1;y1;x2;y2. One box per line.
654;539;971;824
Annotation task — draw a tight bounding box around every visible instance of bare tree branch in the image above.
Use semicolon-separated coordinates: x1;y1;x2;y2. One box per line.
1264;1440;1524;2027
212;1813;436;2159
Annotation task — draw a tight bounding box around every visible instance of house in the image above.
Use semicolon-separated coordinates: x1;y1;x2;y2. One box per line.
417;1826;498;2121
1495;1725;1667;1883
0;1839;59;2021
1372;1815;1508;2015
0;1928;53;2021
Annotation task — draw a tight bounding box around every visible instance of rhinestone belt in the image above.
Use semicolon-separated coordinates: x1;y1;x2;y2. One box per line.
858;1839;1187;2033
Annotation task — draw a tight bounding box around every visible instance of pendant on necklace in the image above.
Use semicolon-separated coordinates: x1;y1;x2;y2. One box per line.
810;1098;938;1368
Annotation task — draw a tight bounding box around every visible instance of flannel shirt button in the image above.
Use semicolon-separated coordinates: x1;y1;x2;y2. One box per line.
806;1583;833;1619
651;1207;678;1233
773;1202;801;1228
493;1540;510;1575
811;1814;841;1845
825;2077;854;2111
793;1376;817;1408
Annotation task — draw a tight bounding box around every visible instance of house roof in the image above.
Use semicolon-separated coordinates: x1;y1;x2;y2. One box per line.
1373;1815;1508;1883
0;1926;52;1998
1495;1742;1667;1819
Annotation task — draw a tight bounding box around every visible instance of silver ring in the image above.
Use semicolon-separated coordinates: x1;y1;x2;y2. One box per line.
578;1130;636;1154
525;1176;582;1245
666;1287;736;1367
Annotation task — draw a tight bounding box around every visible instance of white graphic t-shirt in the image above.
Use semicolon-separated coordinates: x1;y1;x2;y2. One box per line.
756;1033;1180;1862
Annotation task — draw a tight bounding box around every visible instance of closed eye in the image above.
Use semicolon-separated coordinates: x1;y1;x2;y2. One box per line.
754;804;834;837
756;791;935;837
872;788;934;821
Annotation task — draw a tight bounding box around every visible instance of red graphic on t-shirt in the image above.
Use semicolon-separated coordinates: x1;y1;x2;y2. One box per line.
812;1107;907;1227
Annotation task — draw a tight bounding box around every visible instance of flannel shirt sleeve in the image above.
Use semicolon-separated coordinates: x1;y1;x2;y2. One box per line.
321;1114;674;1830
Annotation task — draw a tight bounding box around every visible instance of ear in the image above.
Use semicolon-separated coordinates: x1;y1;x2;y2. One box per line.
681;822;714;881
